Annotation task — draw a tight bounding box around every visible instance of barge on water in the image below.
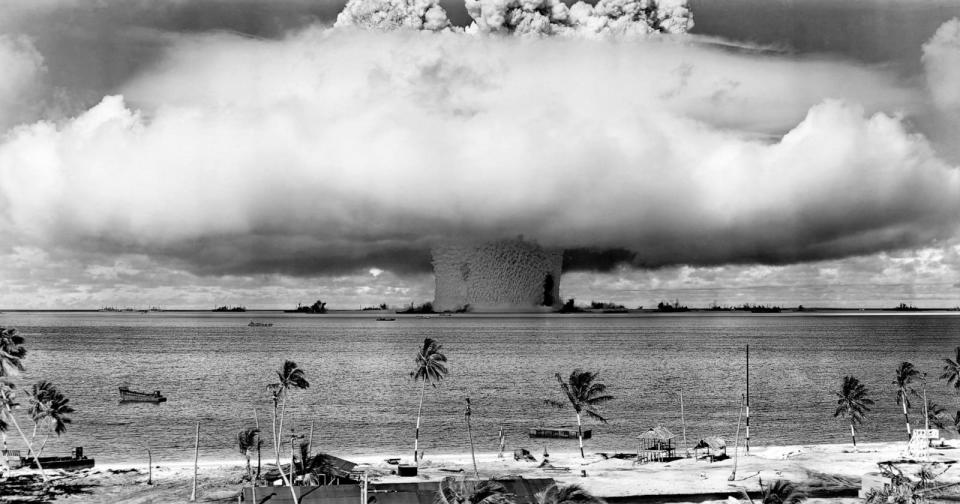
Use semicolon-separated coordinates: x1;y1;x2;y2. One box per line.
528;427;591;439
119;386;167;403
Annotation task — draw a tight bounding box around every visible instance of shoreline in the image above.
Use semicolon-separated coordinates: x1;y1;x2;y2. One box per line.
24;440;950;502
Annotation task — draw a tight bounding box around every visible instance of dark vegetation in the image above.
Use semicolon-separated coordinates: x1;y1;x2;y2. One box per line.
213;305;246;312
656;300;689;312
289;300;327;314
397;302;434;314
590;301;627;312
558;299;585;313
361;303;389;311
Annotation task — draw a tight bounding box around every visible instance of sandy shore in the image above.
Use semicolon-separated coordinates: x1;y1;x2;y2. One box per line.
4;440;958;503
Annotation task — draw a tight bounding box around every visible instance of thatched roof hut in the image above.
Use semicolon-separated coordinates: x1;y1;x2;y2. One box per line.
693;437;727;461
636;426;676;462
638;426;675;442
693;437;725;451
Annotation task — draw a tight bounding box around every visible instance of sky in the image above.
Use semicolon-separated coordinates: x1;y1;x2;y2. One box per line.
1;0;959;310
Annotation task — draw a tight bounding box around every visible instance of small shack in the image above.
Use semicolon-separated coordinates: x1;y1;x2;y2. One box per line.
693;437;727;462
636;426;676;462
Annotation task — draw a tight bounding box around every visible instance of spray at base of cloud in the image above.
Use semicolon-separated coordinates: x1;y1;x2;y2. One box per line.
0;28;957;278
335;0;692;36
465;0;693;36
335;0;453;31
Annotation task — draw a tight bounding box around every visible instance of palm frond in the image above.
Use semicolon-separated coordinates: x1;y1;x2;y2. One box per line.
761;479;805;504
414;338;449;385
536;483;606;504
583;409;608;424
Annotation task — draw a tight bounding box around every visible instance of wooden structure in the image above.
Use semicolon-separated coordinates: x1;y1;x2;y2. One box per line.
637;426;676;462
693;437;727;462
119;386;166;403
26;447;94;471
528;427;591;440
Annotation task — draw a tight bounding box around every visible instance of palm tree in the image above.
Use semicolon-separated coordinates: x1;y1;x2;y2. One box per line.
536;483;607;504
237;427;260;481
266;360;309;503
0;328;46;480
941;347;960;406
0;381;47;481
833;376;873;446
435;477;515;504
26;380;74;457
412;337;448;463
0;327;26;465
545;369;613;458
893;362;919;439
0;328;26;378
759;480;805;504
923;399;948;430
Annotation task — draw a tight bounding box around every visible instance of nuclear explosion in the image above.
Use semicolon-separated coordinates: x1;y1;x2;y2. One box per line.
432;240;563;312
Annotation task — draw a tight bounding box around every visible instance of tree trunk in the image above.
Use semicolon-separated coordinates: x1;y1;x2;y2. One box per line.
679;387;687;457
414;379;426;463
190;422;199;501
576;412;584;458
2;431;9;471
466;398;478;480
850;422;857;447
38;434;49;457
254;408;261;482
275;394;298;504
903;400;911;439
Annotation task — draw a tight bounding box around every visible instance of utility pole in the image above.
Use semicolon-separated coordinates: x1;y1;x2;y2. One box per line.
746;344;750;454
729;394;744;482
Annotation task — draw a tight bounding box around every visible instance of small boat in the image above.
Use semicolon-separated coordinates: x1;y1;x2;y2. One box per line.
376;317;396;321
119;386;167;403
528;427;591;439
248;321;274;327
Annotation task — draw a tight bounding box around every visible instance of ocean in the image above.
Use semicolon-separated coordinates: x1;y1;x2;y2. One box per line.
1;311;959;464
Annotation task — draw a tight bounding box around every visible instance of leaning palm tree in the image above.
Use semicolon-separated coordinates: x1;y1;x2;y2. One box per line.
894;362;919;439
536;483;607;504
435;477;515;504
545;369;613;458
833;376;873;446
942;347;960;406
27;380;74;457
412;337;448;463
266;360;309;504
237;427;260;481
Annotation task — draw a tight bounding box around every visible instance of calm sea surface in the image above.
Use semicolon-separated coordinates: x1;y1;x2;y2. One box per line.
1;311;959;464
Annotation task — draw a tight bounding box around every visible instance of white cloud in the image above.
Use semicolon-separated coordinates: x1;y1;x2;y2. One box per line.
0;28;955;280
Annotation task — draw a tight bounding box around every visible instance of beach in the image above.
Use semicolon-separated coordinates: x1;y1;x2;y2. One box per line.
5;440;956;503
